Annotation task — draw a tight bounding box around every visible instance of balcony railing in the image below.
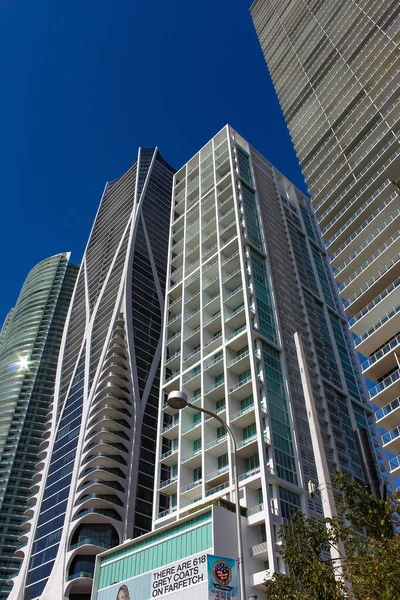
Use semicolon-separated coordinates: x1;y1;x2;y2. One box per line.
181;480;202;493
247;502;264;516
204;332;222;348
205;380;224;395
181;495;202;509
361;333;400;371
228;349;250;367
158;506;177;518
205;480;230;497
205;435;227;450
165;351;181;365
354;302;400;347
349;277;400;328
181;448;202;462
160;448;178;461
159;476;177;489
205;466;229;481
369;369;400;399
162;419;179;434
237;433;257;449
238;467;260;482
229;375;252;393
204;354;223;370
231;404;254;420
382;425;400;446
375;397;400;422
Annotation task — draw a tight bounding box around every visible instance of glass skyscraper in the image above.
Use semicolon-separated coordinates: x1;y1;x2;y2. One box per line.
251;0;399;480
10;149;175;600
153;125;381;596
0;254;78;598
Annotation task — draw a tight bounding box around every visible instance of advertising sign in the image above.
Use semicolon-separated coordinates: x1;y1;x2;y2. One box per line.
97;552;208;600
207;555;238;600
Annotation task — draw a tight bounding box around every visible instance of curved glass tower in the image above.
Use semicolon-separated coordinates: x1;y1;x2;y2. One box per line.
10;148;175;600
0;254;78;598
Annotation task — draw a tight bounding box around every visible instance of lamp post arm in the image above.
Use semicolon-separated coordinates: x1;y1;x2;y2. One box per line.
186;401;246;600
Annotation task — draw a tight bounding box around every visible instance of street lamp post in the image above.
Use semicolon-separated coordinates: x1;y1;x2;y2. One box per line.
167;390;246;600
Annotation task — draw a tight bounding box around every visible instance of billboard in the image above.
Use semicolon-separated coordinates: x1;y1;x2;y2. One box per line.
96;553;238;600
96;552;208;600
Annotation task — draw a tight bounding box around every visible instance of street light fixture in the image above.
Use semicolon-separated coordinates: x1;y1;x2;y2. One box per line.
167;390;246;600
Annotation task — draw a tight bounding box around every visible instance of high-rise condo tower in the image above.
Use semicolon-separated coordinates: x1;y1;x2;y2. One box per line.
0;254;78;598
153;125;381;596
251;0;400;479
10;149;175;600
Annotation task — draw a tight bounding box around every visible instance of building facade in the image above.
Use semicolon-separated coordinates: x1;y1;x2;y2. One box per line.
153;125;380;595
251;0;400;479
0;254;78;598
10;149;175;600
91;505;249;600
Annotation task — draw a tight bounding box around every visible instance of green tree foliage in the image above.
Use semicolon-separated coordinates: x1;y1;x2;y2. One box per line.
265;473;400;600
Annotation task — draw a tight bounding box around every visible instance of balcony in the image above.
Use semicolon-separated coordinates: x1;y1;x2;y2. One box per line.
204;352;224;373
159;476;177;491
325;182;395;252
205;465;229;483
204;332;223;355
382;425;400;454
204;310;221;329
162;419;179;439
164;370;180;385
205;480;230;497
165;350;181;368
157;506;177;519
231;404;255;427
181;448;202;466
361;333;400;380
204;379;225;400
205;435;228;456
349;277;400;335
68;538;112;552
182;368;201;386
247;502;264;517
165;330;181;352
368;368;400;407
183;347;201;366
181;479;202;494
334;209;400;281
343;255;400;317
340;238;400;310
375;397;400;430
160;447;178;466
355;302;400;357
223;267;242;290
236;433;258;457
229;374;253;398
226;323;247;347
66;571;93;582
228;348;251;372
389;455;400;476
180;495;202;509
238;466;260;482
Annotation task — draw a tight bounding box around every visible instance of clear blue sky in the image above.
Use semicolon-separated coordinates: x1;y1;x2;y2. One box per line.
0;0;305;325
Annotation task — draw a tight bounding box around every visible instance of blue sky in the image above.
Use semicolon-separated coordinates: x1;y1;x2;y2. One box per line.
0;0;305;325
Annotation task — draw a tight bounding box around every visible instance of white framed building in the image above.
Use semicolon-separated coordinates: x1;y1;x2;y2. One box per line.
152;125;385;595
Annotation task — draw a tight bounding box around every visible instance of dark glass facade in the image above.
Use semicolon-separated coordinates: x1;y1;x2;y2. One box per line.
15;149;174;600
